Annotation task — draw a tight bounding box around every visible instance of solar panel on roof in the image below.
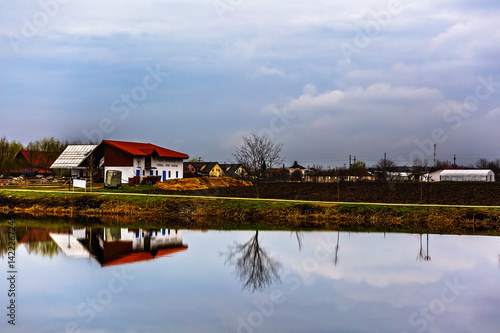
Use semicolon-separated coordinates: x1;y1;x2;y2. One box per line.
50;145;98;169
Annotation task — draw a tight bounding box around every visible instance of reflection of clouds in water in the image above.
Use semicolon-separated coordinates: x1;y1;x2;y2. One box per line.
2;227;499;333
277;233;497;288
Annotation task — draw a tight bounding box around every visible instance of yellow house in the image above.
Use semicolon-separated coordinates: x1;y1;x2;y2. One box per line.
192;162;225;177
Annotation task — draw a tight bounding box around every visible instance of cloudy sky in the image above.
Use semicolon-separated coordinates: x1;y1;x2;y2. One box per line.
1;0;500;167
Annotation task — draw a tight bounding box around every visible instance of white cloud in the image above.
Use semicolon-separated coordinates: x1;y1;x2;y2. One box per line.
1;0;500;164
254;66;288;78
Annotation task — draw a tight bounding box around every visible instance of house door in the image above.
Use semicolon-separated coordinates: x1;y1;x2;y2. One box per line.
136;170;140;177
163;171;166;181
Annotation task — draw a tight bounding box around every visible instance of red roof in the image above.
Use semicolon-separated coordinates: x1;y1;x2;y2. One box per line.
102;245;188;267
19;229;52;243
17;150;58;166
102;140;189;159
13;150;58;173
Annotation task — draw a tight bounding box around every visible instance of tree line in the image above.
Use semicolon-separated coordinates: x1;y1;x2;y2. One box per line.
0;136;69;174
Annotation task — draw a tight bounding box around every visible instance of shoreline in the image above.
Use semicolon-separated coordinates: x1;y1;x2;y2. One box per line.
1;189;500;235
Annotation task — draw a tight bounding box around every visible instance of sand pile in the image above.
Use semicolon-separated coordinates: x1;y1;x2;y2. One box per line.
154;176;252;191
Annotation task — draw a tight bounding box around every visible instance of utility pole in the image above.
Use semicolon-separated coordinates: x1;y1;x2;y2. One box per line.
453;154;456;167
353;156;356;163
383;152;387;181
348;155;351;182
433;144;436;167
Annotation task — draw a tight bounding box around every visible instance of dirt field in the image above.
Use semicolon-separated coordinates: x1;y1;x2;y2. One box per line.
145;181;500;206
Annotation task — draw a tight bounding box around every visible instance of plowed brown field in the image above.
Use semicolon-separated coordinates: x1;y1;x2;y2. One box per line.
146;181;500;206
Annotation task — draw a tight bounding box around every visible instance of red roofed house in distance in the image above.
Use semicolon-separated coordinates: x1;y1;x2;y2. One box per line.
98;140;189;182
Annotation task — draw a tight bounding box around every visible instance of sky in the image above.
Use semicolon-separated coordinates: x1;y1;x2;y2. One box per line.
1;0;500;168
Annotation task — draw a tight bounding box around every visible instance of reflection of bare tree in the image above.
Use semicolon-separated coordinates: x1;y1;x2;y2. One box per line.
293;232;303;252
0;226;16;258
224;231;282;293
416;234;431;262
25;240;60;258
334;231;340;267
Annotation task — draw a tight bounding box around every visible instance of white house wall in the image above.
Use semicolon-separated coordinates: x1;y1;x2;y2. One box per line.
152;157;184;180
105;157;184;182
104;166;135;183
119;228;183;251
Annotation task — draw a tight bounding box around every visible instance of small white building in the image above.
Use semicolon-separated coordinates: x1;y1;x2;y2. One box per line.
439;169;495;182
420;169;444;182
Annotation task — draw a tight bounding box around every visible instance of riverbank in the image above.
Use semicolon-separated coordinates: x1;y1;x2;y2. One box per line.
2;189;500;234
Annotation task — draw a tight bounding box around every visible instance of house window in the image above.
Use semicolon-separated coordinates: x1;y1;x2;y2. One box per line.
156;170;158;176
176;171;179;178
168;171;171;178
143;170;145;176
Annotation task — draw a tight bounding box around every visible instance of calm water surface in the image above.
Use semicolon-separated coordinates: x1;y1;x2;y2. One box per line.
1;220;500;333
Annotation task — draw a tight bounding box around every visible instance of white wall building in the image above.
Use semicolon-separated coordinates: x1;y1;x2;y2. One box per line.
421;169;495;182
439;169;495;182
99;140;189;182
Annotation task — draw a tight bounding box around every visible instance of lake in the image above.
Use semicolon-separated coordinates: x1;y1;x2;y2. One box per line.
1;219;500;333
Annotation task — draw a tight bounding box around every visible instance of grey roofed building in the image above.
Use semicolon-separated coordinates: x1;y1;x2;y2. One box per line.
50;145;99;177
51;145;97;169
219;163;248;178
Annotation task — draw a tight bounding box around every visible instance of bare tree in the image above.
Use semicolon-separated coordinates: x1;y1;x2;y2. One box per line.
223;231;282;293
375;157;396;170
233;134;283;197
475;158;489;169
24;137;68;173
233;134;284;175
310;164;325;172
435;159;451;169
85;153;97;192
0;137;23;174
0;137;9;173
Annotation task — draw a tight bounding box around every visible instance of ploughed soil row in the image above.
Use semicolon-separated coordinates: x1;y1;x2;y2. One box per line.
145;181;500;206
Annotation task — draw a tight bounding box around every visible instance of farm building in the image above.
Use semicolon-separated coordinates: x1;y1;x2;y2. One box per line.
50;145;100;178
439;169;495;182
96;140;189;182
15;150;59;174
420;169;444;182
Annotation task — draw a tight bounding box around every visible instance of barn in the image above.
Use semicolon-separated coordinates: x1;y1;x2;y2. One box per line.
439;169;495;182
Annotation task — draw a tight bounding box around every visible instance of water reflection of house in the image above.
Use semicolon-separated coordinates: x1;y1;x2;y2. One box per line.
81;228;187;267
50;228;188;267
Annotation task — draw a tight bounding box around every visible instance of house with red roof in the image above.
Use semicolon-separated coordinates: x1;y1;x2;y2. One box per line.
14;150;59;174
96;140;189;182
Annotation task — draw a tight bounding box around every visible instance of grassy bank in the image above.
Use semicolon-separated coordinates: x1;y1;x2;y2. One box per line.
1;189;500;234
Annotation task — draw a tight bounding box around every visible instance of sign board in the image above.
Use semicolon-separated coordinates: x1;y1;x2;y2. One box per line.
73;179;87;192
